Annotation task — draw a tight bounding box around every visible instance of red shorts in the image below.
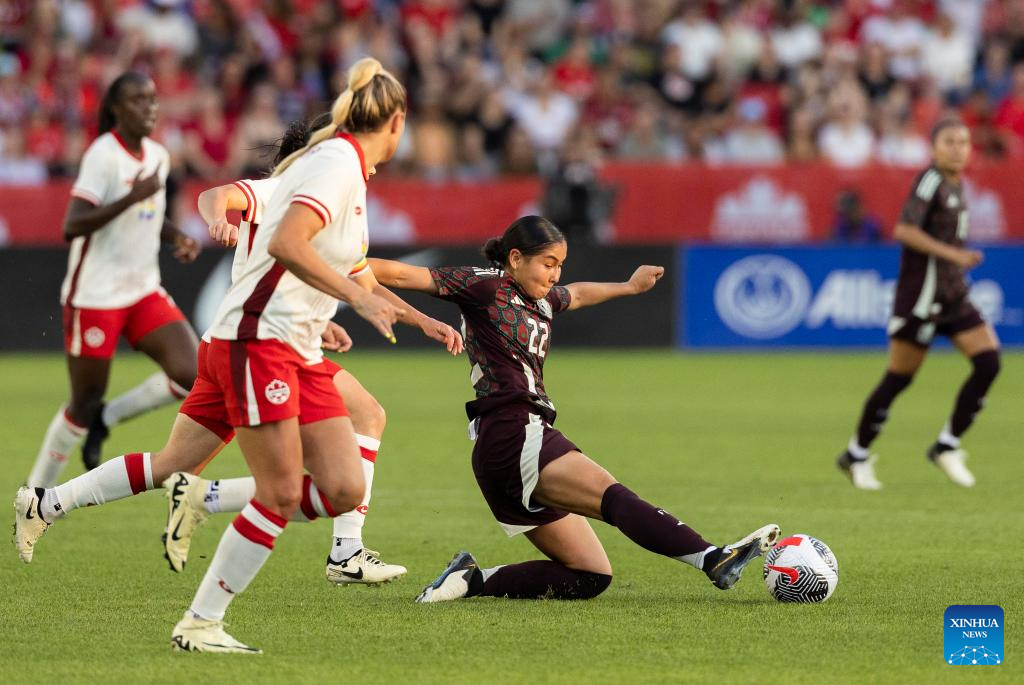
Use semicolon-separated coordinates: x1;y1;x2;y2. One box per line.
179;338;347;441
63;289;186;359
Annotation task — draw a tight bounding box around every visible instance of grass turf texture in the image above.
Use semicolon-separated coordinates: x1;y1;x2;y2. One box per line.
0;350;1019;684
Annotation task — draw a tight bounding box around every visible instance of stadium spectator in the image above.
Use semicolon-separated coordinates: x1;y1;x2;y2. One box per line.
832;190;882;243
715;98;784;165
877;112;931;167
116;0;199;58
819;83;876;167
921;13;974;100
661;3;722;83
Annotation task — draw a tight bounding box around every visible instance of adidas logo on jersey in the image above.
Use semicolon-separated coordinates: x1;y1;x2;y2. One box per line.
264;379;291;405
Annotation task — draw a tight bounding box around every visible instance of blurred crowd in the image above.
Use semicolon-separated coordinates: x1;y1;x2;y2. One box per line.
2;0;1024;185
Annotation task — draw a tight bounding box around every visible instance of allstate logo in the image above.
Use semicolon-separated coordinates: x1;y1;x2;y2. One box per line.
714;255;811;339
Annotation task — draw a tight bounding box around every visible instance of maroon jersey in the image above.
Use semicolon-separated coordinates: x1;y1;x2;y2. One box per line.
429;266;572;421
894;165;971;319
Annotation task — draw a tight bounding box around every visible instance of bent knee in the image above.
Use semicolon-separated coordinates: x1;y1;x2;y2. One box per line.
576;571;613;599
324;482;364;515
351;396;386;436
973;348;1001;379
262;483;303;518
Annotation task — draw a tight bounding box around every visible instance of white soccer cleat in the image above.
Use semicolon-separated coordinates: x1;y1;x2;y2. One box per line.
415;551;478;603
13;487;50;564
325;548;407;586
837;451;883;490
162;472;210;572
171;612;261;654
932;448;976;488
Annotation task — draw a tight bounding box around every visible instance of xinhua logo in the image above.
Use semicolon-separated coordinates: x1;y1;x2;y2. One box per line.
944;605;1003;665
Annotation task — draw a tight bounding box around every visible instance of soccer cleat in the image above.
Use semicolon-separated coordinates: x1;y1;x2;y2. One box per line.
326;548;407;586
80;404;109;471
837;450;883;490
415;551;478;603
162;472;210;572
171;612;261;654
13;487;51;563
706;524;781;590
927;445;975;487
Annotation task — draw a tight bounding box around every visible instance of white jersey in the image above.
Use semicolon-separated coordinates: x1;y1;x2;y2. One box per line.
230;177;281;284
206;133;371;362
61;132;170;309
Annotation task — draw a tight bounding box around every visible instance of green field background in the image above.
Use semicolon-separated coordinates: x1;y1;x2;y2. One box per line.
0;350;1019;684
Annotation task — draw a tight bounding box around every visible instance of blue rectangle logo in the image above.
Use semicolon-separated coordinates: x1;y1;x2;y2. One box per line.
679;245;1024;347
945;605;1004;665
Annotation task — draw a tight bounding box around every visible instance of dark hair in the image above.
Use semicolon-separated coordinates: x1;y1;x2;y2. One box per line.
98;72;150;135
482;216;565;268
272;112;333;165
931;116;968;143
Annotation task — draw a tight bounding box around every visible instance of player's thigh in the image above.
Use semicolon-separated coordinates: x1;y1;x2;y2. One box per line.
150;413;230;483
533;450;616;520
331;369;385;438
236;418;304;514
952;323;999;357
300;415;365;504
65;355;111;421
134;321;199;387
887;338;928;376
525;514;612;575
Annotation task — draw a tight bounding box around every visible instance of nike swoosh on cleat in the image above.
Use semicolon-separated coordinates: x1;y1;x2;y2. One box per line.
339;567;364;580
170;518;186;542
712;548;738;572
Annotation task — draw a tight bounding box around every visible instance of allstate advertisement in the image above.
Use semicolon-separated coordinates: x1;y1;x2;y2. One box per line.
680;245;1024;347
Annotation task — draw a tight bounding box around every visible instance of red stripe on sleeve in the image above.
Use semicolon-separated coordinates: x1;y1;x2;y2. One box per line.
292;194;332;223
233;181;257;223
124;452;147;495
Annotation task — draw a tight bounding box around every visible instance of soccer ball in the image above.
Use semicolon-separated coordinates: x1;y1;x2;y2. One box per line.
763;534;839;603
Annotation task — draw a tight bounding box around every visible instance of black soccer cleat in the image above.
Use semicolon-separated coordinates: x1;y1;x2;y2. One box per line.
705;524;781;590
415;551;479;603
81;404;109;471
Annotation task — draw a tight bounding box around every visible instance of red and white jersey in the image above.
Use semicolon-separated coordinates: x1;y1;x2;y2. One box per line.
206;133;371;363
61;132;170;309
229;177;280;284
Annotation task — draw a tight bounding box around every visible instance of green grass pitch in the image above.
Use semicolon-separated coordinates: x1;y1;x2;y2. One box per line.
0;350;1020;684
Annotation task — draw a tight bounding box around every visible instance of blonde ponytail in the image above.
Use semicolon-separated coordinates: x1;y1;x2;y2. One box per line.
271;58;406;177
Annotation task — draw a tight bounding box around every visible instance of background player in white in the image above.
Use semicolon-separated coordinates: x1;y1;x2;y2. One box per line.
26;72;200;489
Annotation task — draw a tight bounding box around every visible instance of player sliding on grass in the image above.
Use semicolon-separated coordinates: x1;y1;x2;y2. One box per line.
15;112;461;589
368;216;780;603
836;119;1001;490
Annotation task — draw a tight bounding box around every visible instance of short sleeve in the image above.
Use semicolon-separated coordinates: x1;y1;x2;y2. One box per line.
236;177;278;224
71;142;114;206
429;266;501;305
545;285;572;315
899;168;941;229
288;146;354;228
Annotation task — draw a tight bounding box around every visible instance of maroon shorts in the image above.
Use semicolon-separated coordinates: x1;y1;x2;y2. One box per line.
471;408;578;536
888;297;985;348
63;288;186;359
179;338;347;441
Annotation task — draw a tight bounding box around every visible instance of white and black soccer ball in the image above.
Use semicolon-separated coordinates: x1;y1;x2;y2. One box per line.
763;534;839;603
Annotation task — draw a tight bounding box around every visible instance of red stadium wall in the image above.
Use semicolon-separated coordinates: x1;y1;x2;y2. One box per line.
2;162;1022;246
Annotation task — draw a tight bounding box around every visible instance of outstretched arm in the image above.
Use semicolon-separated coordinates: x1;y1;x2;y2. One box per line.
352;267;463;354
366;257;440;294
197;183;248;247
566;265;664;311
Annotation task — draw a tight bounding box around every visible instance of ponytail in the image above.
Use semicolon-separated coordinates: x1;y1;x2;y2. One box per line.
271;58;406;177
481;216;565;268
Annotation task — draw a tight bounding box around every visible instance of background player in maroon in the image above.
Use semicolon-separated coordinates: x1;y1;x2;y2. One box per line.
368;217;779;603
26;73;200;489
837;119;1001;489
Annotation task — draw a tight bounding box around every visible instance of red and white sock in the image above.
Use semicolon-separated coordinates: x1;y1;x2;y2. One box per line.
48;452;153;518
202;478;257;514
330;434;378;561
189;500;287;621
27;407;87;488
296;474;337;522
102;373;188;428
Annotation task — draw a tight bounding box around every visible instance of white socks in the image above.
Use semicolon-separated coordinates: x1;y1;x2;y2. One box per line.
676;544;717;570
203;478;257;514
27;408;87;488
49;452;153;518
189;500;286;621
331;434;378;539
938;424;961;449
103;372;187;428
847;437;870;460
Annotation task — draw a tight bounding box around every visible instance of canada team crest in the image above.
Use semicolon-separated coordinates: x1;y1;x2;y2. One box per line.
264;379;291;405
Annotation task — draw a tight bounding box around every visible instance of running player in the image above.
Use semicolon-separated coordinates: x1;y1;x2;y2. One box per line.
836;119;1000;490
14;113;461;591
366;216;780;603
26;72;201;488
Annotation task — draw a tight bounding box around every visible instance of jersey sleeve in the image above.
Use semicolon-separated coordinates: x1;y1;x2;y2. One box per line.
545;285;572;314
288;147;354;228
429;266;500;305
70;141;114;206
899;168;941;230
236;177;279;224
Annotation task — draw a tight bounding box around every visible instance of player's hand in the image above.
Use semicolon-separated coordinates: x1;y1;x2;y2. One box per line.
419;316;464;355
127;169;162;203
953;248;983;270
173;233;201;263
628;265;665;294
208;219;239;247
352;291;404;343
321;321;353;353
